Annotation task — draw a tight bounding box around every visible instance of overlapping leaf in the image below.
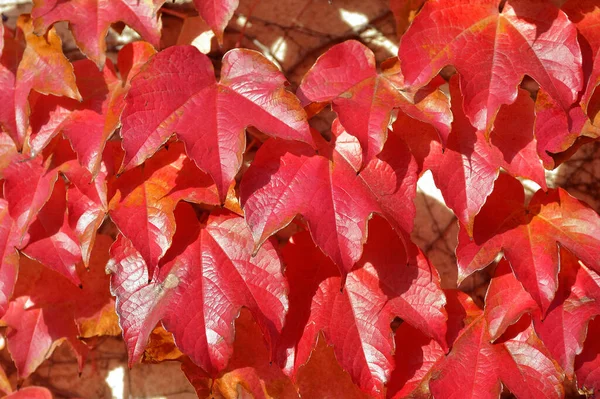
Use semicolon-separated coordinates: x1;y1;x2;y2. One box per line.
386;323;445;399
0;200;19;318
298;40;451;164
3;235;114;379
457;173;600;313
398;76;546;234
107;203;288;375
275;218;447;397
399;0;582;132
181;309;298;399
191;0;238;43
429;291;564;399
485;250;600;378
108;142;219;274
31;0;164;67
20;178;82;285
120;45;312;199
0;15;80;148
241;123;417;274
28;41;156;176
575;316;600;393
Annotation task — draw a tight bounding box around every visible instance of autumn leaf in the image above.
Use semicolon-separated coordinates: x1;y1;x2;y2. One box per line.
27;42;156;176
31;0;164;68
182;309;298;399
21;178;82;285
120;45;312;199
3;235;115;378
0;200;19;318
399;0;582;133
241;124;418;274
456;173;600;314
0;15;80;148
275;217;447;397
575;316;600;394
298;40;451;165
108;142;219;274
107;203;288;375
429;292;564;399
398;75;546;235
191;0;238;44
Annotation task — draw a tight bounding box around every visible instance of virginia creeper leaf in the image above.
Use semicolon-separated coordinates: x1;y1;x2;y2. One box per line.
108;142;219;275
21;178;82;285
399;0;582;132
53;140;108;266
575;316;600;393
3;388;52;399
5;235;115;378
0;15;80;148
295;334;370;399
2;153;57;241
0;132;17;175
562;0;600;112
275;218;447;397
430;296;564;399
484;259;536;341
120;45;312;199
533;248;600;377
2;296;85;379
0;200;19;318
181;309;298;399
397;76;545;235
191;0;238;44
386;322;445;399
31;0;164;68
107;203;288;375
457;173;600;314
241;124;417;274
298;40;451;164
28;42;156;176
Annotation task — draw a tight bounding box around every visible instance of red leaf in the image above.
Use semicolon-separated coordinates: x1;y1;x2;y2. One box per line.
28;42;156;176
2;296;84;379
399;0;582;132
534;88;590;168
0;132;17;175
0;15;80;148
575;316;600;393
3;387;52;399
108;142;219;275
107;203;288;375
56;142;108;266
457;173;600;314
21;178;82;285
241;124;417;274
0;200;19;317
533;248;600;377
398;76;545;235
181;309;298;398
5;235;115;378
192;0;238;43
31;0;163;68
484;259;536;341
275;217;447;397
298;40;451;164
2;154;58;241
562;0;600;112
386;323;445;399
430;300;564;399
120;46;312;199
